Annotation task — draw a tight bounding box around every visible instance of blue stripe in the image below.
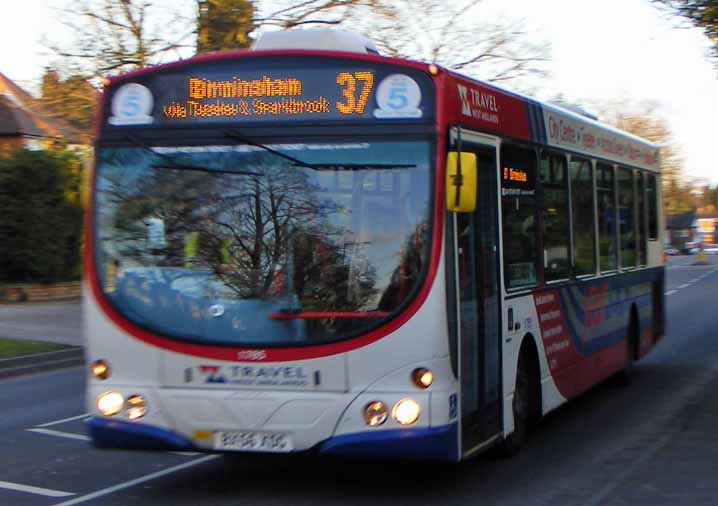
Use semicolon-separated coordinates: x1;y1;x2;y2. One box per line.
526;101;547;144
534;101;548;143
526;102;538;142
556;268;664;356
319;423;459;462
86;417;195;451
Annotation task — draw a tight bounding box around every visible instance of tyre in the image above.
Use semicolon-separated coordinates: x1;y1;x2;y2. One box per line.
616;313;638;387
499;351;531;457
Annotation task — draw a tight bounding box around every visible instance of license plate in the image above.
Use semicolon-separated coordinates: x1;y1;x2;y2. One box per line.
213;431;293;453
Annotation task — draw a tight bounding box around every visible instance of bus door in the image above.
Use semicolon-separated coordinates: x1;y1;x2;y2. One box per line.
448;132;502;456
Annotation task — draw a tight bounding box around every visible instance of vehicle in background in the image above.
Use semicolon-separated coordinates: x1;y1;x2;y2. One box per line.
682;242;697;254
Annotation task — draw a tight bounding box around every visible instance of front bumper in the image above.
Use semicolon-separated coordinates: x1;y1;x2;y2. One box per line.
86;416;458;461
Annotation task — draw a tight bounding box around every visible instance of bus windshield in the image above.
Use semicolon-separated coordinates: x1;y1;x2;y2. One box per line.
94;140;432;346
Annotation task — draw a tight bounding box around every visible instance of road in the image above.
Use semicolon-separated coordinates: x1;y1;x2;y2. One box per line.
1;256;717;505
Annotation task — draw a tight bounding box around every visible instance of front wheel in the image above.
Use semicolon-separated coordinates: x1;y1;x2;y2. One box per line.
499;352;530;457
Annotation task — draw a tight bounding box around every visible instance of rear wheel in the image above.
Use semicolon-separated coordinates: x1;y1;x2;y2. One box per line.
617;311;638;387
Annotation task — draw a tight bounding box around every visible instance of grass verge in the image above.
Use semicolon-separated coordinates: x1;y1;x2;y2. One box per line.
0;337;66;359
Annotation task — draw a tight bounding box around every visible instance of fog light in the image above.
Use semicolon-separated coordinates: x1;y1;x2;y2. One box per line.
412;368;433;388
392;398;421;426
91;360;110;380
126;395;147;421
364;401;388;427
97;391;124;417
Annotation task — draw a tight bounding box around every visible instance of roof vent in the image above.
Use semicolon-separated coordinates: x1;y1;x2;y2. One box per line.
252;29;380;55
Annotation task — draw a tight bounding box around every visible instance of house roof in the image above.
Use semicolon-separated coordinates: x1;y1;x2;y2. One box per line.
0;71;82;142
0;96;46;136
666;211;696;229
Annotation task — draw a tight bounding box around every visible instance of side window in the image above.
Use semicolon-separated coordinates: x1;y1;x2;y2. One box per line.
636;171;647;265
618;167;636;268
646;173;658;240
540;151;569;281
570;157;596;276
597;163;617;272
501;144;537;289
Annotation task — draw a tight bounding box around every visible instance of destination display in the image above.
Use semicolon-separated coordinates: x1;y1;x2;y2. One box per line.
104;58;434;128
501;163;535;197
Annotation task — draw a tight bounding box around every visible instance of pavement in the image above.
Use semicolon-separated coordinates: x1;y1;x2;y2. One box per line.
0;299;83;346
0;299;84;378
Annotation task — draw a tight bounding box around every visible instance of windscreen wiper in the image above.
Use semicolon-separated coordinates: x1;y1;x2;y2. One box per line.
301;163;416;170
224;130;319;170
125;134;262;177
225;130;416;172
149;164;262;176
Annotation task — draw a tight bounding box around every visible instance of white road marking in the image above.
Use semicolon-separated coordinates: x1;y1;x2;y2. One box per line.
27;428;91;441
51;455;218;506
690;278;701;283
678;284;691;289
0;480;74;498
36;413;90;428
664;290;678;296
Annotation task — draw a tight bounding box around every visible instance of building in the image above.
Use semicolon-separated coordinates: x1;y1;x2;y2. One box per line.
695;205;718;247
0;72;83;156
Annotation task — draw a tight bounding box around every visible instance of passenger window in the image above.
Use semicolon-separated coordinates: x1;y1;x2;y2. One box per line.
597;163;617;272
646;174;658;240
636;171;647;265
501;145;537;289
618;167;636;268
570;157;596;276
540;151;569;281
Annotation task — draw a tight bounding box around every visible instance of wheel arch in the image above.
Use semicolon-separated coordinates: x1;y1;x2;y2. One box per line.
518;332;542;422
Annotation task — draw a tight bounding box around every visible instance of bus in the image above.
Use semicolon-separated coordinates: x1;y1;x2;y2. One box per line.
85;29;665;461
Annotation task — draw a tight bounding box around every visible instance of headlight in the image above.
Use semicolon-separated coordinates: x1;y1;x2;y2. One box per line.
412;368;433;388
126;395;147;421
97;391;124;417
392;398;421;426
363;401;388;427
91;360;110;380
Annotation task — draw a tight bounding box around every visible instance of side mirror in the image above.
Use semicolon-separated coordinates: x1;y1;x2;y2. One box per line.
446;151;477;213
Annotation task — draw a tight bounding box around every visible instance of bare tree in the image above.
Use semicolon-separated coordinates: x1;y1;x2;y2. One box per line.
257;0;387;28
652;0;718;65
45;0;195;76
256;0;550;86
595;100;694;215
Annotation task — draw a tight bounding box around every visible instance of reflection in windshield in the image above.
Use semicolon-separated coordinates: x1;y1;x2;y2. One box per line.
95;141;432;346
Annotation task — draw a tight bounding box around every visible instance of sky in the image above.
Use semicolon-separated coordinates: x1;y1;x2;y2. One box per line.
2;0;717;184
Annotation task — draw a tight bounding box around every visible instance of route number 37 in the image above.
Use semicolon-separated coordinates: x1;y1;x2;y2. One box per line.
336;72;375;115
